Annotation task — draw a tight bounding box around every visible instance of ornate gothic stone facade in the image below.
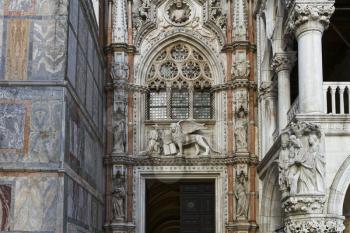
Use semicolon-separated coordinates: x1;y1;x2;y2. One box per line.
0;0;350;233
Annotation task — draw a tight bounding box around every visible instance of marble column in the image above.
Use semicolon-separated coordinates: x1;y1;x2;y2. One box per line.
287;2;335;114
272;52;296;131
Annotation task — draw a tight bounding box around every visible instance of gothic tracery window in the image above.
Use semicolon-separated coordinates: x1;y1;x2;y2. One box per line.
146;43;213;120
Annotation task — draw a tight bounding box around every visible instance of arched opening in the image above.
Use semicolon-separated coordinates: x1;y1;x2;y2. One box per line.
260;166;283;233
343;185;350;233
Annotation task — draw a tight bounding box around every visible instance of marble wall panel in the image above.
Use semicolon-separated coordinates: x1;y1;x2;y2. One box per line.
86;70;93;116
0;100;31;154
4;0;36;16
68;0;79;33
76;47;86;104
32;19;67;80
84;132;96;182
0;18;3;79
0;88;64;164
92;86;99;126
67;27;77;87
13;175;60;231
67;177;91;227
87;34;94;71
5;19;30;81
0;184;12;231
28;100;62;163
77;5;88;54
36;0;68;16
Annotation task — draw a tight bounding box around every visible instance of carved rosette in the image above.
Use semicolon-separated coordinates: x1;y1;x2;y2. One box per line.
285;2;335;36
284;217;345;233
271;52;296;73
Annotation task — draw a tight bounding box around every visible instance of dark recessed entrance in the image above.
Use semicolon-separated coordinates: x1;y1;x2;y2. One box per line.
146;180;215;233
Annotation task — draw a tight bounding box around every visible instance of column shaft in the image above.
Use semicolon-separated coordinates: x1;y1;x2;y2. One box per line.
278;70;291;130
297;29;324;113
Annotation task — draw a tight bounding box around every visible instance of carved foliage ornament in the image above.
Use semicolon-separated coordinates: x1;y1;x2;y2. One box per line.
284;218;345;233
271;52;296;73
286;3;335;34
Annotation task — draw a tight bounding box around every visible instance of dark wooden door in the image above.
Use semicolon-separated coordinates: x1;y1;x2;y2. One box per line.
180;182;215;233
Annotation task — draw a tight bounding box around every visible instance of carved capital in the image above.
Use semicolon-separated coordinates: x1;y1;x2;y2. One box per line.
284;216;345;233
282;195;325;215
271;52;297;73
285;2;335;37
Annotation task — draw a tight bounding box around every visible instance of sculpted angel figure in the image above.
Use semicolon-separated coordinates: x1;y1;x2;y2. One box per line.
170;120;219;156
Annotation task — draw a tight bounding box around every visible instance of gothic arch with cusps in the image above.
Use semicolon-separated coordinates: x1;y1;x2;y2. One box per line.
133;34;226;155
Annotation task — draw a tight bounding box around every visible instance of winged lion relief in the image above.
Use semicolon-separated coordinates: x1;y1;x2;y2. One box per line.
141;120;220;156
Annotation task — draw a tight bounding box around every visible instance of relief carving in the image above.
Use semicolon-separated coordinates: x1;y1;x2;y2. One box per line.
142;121;219;156
277;121;325;196
167;0;191;25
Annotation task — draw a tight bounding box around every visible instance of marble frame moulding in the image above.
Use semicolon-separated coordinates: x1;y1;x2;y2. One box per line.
133;166;227;233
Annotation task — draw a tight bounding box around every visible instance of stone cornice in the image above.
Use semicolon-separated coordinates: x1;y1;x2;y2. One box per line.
104;155;259;166
285;1;335;37
271;51;297;73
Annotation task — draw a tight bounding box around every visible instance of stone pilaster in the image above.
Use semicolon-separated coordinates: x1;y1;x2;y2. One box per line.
285;1;335;114
272;52;296;131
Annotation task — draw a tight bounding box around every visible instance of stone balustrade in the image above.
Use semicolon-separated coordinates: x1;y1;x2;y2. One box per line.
323;82;350;114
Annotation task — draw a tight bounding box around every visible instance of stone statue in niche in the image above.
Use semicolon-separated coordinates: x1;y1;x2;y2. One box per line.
168;0;191;24
112;170;126;221
112;111;126;154
235;171;249;219
170;120;219;156
234;106;248;151
277;121;326;196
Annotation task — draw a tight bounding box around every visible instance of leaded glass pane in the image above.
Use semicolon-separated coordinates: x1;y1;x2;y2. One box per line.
171;90;189;119
193;90;212;119
148;91;167;119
